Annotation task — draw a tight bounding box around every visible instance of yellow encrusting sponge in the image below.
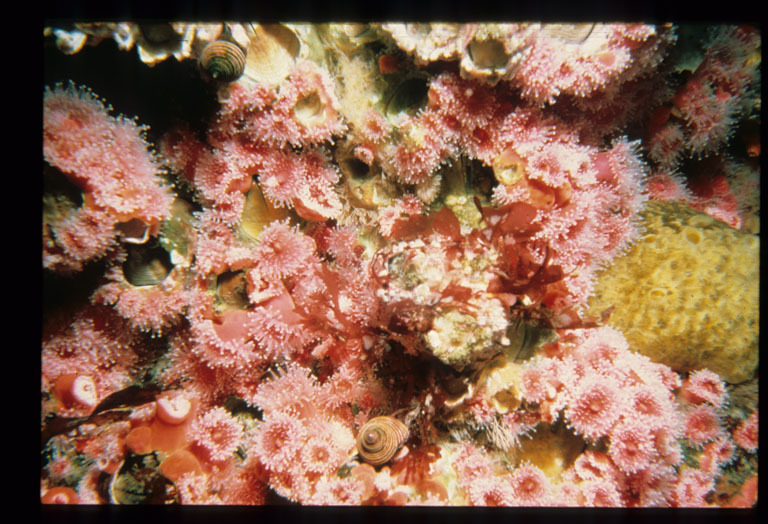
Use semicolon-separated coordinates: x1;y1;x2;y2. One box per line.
587;201;759;384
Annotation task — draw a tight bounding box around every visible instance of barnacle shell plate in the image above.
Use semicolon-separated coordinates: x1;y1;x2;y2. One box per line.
122;244;174;287
384;75;430;124
241;23;300;86
239;179;291;240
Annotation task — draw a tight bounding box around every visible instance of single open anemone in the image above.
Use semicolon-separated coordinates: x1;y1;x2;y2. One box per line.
191;407;245;462
566;374;623;440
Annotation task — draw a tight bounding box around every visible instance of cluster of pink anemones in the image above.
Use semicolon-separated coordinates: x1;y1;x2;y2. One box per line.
359;108;391;144
698;436;735;476
248;362;320;418
647;124;687;169
43;83;173;272
251;411;308;473
519;367;550;404
608;419;657;474
672;469;714;507
161;327;258;410
673;78;740;156
573;326;626;374
377;72;509;186
624;463;677;507
190;407;245;463
307;476;367;506
91;262;188;334
295;153;343;221
513;24;667;106
219;464;268;506
382;116;450;185
565;372;623;440
270;60;347;147
509;463;552;506
574;478;623;507
211;82;278;145
453;443;496;488
257;148;343;222
247;293;316;362
490;135;647;310
680;369;728;408
248;382;358;506
732;410;758;452
42;306;141;415
466;477;516;507
563;450;622;485
317;361;369;412
683;405;722;446
213;61;345;149
626;385;675;427
653;26;760;166
645;171;693;202
187;299;260;369
191;208;261;276
299;419;355;477
650;425;684;468
251;220;317;280
427;72;498;141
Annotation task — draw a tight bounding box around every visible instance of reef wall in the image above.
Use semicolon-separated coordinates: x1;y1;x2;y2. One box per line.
42;23;759;507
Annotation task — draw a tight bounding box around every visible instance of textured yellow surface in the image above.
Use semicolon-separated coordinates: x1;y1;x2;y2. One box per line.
587;201;759;383
512;423;586;482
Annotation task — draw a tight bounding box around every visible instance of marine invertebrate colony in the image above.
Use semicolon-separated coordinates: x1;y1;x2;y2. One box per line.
42;22;759;507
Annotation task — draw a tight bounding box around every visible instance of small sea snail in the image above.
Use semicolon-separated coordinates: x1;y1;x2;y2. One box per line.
199;40;246;82
356;416;410;466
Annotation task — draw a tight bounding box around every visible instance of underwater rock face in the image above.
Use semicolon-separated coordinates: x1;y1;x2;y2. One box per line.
42;22;759;508
588;201;759;384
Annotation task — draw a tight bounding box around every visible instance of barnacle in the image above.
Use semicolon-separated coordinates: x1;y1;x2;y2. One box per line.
385;75;431;124
215;270;250;310
122;243;174;287
242;23;300;86
115;218;150;245
239;179;291;241
380;23;466;64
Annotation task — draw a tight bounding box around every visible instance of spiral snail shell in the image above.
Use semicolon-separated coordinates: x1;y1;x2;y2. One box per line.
199;40;246;82
356;416;410;466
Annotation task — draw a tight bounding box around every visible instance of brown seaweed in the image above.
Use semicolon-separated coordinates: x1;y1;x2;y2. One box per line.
41;384;162;449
